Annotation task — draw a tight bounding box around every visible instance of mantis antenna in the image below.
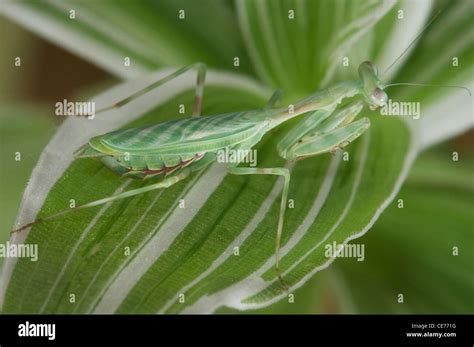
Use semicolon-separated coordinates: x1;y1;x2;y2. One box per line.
381;9;443;77
384;83;472;96
382;8;471;97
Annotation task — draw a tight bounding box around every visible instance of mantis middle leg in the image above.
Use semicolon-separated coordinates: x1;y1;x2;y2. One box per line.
265;89;284;109
227;164;290;289
95;62;207;117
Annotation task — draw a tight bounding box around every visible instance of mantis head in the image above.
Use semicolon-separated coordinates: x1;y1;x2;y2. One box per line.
356;12;470;111
358;61;388;110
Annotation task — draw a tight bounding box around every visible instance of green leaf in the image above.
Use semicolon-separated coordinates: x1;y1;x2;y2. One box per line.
236;0;396;93
220;148;474;314
329;150;474;313
1;0;471;314
0;69;416;313
390;0;473;104
0;0;251;77
0;105;55;246
388;0;474;148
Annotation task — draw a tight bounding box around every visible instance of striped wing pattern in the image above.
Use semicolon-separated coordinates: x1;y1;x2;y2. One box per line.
98;111;265;154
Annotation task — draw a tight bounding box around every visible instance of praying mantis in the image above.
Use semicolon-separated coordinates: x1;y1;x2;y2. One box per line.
13;60;386;286
12;10;471;289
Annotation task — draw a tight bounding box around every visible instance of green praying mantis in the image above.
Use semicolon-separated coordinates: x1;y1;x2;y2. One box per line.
12;10;471;288
13;60;383;285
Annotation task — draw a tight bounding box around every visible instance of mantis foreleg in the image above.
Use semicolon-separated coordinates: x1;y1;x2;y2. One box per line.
276;108;335;159
278;101;368;160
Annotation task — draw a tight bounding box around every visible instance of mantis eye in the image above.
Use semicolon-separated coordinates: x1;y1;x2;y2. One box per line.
370;87;388;107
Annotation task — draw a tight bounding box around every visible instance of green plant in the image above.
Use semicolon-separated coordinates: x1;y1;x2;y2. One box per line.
0;0;472;314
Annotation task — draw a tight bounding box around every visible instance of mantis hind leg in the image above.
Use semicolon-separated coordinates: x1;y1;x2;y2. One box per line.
11;169;192;235
72;169;191;210
12;154;217;234
95;62;207;117
227;164;290;290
